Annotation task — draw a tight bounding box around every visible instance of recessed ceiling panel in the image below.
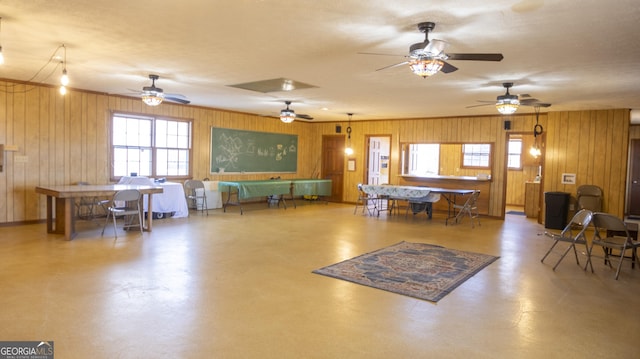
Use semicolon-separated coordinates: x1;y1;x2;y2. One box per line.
228;78;317;93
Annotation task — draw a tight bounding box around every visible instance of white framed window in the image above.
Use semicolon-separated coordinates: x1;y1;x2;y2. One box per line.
507;139;523;169
111;113;192;180
462;144;491;168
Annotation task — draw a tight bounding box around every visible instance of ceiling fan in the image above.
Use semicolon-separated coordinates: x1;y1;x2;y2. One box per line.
362;21;504;78
135;74;190;106
279;101;313;123
467;82;551;114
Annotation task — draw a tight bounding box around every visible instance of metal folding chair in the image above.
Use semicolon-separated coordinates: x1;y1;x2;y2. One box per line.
541;209;593;270
448;190;481;227
585;212;640;280
101;189;143;238
354;184;376;215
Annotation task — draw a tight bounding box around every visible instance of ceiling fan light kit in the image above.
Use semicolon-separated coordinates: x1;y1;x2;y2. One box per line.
495;82;519;115
142;75;165;106
142;93;164;106
280;101;296;123
409;58;444;78
138;74;190;106
367;21;503;78
279;101;313;123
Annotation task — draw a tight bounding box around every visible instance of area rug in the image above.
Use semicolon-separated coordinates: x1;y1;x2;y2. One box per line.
506;210;526;215
312;241;499;302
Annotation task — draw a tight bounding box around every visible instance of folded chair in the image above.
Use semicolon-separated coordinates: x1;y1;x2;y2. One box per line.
75;182;109;220
585;212;640;280
101;189;143;238
184;180;209;215
354;184;376;215
541;209;593;270
448;190;481;227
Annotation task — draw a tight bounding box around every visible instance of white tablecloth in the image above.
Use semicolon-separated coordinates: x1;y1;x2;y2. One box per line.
118;177;189;218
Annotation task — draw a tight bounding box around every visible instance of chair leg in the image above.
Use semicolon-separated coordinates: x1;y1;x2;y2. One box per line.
541;240;559;263
101;211;111;236
112;212;118;239
137;211;143;234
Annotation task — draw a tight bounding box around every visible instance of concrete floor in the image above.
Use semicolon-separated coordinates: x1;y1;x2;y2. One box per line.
0;202;638;358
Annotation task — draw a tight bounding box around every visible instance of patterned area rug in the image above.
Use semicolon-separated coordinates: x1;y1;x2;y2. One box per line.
313;241;499;302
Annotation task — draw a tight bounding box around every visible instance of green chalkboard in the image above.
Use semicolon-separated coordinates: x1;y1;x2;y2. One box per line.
210;127;298;173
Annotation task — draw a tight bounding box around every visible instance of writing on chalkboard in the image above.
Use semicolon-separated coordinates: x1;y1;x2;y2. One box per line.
210;127;298;173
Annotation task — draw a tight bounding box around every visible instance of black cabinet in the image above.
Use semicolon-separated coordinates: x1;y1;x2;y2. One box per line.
544;192;570;229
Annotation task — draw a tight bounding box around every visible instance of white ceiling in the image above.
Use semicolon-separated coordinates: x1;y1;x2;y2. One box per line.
1;0;640;122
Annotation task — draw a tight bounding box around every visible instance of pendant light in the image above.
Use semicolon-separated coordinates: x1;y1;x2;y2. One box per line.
345;113;354;155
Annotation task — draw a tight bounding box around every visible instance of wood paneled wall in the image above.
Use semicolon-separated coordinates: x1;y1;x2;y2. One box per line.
0;79;631;223
542;110;630;219
0;80;317;223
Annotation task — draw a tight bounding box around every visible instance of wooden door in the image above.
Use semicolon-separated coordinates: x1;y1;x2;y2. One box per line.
627;139;640;217
321;135;345;202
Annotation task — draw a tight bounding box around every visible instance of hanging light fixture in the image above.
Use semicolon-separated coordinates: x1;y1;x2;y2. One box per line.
495;83;519;115
345;113;354;155
280;101;296;123
530;105;544;158
0;17;4;65
142;93;164;106
408;58;444;78
141;74;164;106
59;44;69;95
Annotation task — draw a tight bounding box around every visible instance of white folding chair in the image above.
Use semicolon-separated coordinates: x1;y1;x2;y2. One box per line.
541;209;593;270
101;189;143;238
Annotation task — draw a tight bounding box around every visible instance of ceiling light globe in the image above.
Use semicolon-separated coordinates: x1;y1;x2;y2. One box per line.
409;58;444;78
142;94;164;106
280;109;295;123
496;97;520;115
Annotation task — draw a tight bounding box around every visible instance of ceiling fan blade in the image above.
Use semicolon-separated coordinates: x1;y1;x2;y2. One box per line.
446;53;504;61
424;39;449;56
296;114;314;120
440;61;458;73
358;52;404;57
521;101;551;108
375;61;409;71
466;103;494;109
519;98;540;105
164;95;191;104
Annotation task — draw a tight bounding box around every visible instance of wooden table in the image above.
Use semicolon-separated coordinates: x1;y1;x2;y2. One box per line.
35;184;164;240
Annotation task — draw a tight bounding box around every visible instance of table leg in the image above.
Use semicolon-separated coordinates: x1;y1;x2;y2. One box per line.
222;189;243;214
56;198;76;241
145;194;154;232
46;195;54;233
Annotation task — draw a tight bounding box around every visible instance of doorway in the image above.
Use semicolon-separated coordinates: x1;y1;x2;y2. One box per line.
505;131;544;222
366;135;391;185
321;135;345;202
626;139;640;218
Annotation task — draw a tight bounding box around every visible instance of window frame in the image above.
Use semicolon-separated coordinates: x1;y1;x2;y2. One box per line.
460;143;492;169
507;138;523;170
109;112;193;182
